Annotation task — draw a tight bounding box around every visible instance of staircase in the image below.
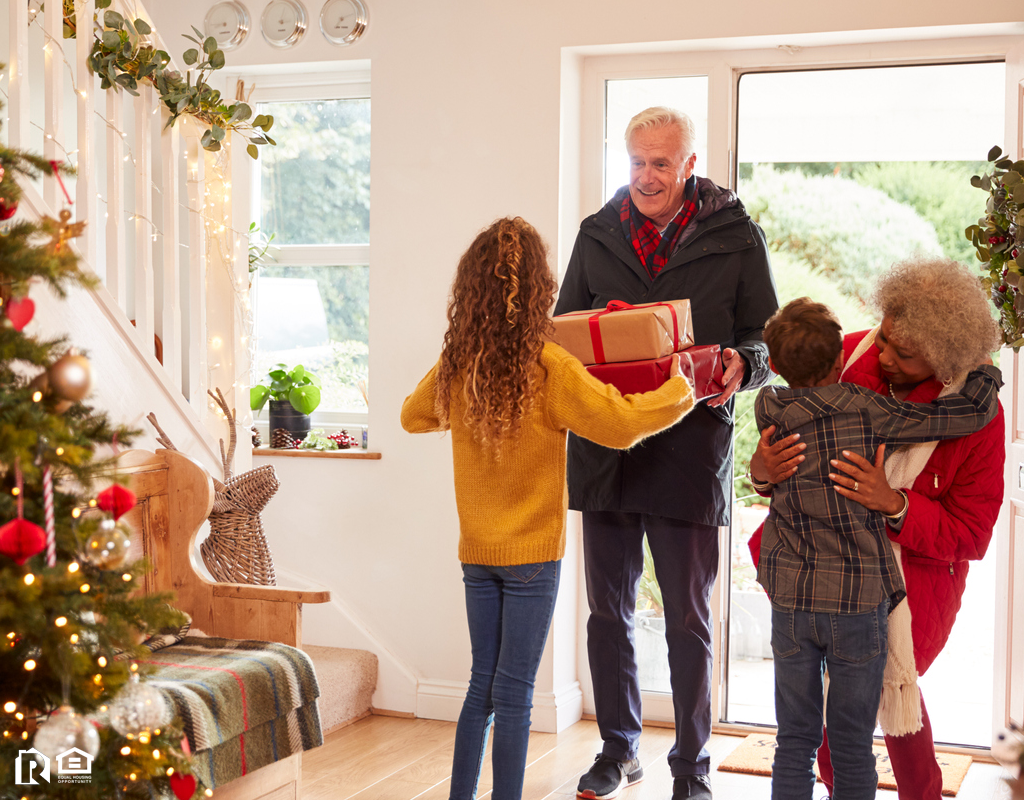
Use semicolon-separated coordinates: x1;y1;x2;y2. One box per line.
304;646;379;733
8;0;380;736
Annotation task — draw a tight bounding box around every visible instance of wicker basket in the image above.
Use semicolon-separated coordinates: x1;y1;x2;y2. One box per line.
200;464;279;586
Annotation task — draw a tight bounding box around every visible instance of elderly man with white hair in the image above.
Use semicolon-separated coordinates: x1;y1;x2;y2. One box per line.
555;106;778;800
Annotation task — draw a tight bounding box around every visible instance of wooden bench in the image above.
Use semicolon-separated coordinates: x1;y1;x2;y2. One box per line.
119;448;331;800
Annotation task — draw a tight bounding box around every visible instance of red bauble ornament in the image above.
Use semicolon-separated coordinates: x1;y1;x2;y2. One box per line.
168;771;197;800
0;518;47;565
0;197;17;221
6;296;35;331
97;485;137;520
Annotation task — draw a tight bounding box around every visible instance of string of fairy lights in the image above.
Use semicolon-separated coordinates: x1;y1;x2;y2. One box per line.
5;0;257;429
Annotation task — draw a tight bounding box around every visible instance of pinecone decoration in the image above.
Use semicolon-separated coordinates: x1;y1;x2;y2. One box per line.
271;428;297;449
251;425;262;448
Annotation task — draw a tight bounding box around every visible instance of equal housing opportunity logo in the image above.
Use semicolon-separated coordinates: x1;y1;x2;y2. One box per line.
15;746;94;785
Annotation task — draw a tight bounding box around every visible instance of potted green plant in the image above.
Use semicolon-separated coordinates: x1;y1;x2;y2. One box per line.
250;364;321;446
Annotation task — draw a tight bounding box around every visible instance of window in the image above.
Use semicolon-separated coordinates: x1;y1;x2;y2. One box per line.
249;70;370;426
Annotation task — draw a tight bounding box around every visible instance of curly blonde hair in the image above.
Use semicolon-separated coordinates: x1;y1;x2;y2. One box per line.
872;255;1000;382
435;217;557;449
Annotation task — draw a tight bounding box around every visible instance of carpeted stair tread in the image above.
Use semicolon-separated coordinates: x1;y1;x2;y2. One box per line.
303;645;378;734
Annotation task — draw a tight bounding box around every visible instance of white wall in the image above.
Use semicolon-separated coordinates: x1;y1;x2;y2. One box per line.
144;0;1024;717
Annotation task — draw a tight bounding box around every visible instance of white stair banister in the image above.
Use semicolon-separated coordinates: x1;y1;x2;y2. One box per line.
133;83;155;352
160;106;183;392
3;0;239;467
8;0;30;149
186;127;210;412
43;0;63;211
76;0;98;270
106;90;128;307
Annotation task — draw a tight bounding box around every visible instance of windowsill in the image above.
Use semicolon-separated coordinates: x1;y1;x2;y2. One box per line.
253;447;381;460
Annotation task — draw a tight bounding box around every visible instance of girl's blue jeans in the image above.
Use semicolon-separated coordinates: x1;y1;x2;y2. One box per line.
449;560;561;800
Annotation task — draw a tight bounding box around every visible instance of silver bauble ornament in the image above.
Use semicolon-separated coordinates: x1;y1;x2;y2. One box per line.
82;517;131;569
48;351;92;402
109;674;171;737
33;705;101;763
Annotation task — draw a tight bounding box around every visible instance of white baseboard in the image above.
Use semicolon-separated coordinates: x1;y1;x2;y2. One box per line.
533;680;583;733
415;679;465;722
415;679;583;733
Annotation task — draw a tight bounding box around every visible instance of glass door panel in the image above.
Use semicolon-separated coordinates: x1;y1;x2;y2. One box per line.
729;61;1005;745
605;76;708;695
604;76;709;203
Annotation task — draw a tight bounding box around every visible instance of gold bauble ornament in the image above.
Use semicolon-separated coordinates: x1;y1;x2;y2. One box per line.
48;351;92;402
29;371;49;393
80;517;131;569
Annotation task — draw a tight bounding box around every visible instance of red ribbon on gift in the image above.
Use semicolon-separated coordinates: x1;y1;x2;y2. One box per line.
586;300;680;364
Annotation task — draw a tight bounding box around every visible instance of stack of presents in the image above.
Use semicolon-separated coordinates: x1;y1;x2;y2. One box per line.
549;299;725;400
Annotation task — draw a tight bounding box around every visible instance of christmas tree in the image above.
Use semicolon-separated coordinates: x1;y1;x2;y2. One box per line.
0;96;205;798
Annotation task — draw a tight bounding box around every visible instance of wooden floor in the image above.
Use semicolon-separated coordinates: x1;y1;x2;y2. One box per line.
301;715;1012;799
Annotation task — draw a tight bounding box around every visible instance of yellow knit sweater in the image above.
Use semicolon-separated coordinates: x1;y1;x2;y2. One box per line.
400;343;695;566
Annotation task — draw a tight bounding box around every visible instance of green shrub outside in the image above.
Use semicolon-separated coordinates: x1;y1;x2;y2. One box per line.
741;166;942;305
849;161;989;265
736;161;987;267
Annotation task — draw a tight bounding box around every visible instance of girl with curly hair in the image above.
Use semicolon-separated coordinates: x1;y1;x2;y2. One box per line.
752;255;1005;800
402;216;698;800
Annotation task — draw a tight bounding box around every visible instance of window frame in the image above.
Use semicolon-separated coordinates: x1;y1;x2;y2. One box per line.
246;66;371;430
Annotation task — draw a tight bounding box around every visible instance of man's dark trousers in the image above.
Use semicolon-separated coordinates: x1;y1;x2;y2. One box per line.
583;510;719;777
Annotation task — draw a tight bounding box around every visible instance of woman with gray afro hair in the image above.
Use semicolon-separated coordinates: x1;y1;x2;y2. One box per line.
753;254;1005;800
872;255;1001;383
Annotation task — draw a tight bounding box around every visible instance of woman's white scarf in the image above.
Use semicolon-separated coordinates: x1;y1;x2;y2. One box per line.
840;327;959;736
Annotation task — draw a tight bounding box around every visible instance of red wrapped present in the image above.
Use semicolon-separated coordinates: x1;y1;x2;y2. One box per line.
550;299;694;365
586;344;725;401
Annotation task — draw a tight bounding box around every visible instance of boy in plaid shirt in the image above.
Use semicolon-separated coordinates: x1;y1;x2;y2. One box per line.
753;297;1001;800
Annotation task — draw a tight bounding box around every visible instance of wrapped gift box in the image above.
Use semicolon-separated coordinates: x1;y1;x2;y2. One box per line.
550;299;694;365
586;344;725;401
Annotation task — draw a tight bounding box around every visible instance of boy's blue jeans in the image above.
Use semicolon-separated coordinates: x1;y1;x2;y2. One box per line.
449;561;560;800
770;600;888;800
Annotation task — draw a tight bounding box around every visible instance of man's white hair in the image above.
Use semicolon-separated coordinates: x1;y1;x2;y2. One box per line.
624;106;696;156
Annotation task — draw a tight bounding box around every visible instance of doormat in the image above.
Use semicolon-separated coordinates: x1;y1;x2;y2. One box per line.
717;733;972;796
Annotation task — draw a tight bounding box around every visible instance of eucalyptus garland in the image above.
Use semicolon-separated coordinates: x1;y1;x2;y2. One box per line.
967;146;1024;349
64;1;274;159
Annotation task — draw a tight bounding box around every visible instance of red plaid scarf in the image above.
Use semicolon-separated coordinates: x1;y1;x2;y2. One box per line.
621;176;698;280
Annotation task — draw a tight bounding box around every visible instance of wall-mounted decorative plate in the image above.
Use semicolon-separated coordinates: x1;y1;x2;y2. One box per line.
204;1;251;50
261;0;308;49
320;0;368;46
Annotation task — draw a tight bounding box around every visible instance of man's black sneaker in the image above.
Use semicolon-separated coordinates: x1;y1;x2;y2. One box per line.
672;773;712;800
576;754;643;799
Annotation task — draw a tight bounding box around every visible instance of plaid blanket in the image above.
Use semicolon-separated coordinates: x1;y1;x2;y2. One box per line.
144;637;323;788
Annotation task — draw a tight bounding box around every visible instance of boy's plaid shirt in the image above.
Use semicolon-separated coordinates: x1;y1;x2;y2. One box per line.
754;365;1001;615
